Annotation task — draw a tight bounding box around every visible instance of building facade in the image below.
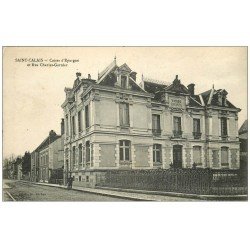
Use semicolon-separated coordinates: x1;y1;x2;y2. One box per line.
31;125;64;182
62;59;241;187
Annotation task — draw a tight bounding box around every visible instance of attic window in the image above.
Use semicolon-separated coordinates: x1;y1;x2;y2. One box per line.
121;75;127;88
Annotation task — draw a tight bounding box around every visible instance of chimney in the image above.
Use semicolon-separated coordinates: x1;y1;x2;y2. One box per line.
49;130;56;141
88;74;91;79
61;118;65;135
173;75;181;85
187;83;195;96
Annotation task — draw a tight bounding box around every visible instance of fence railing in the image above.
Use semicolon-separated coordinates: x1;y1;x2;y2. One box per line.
97;168;247;196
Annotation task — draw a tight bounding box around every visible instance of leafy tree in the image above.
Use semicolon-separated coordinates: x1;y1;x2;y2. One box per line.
22;151;31;175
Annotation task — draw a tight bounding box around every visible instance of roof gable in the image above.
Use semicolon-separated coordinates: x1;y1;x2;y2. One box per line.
119;63;132;73
165;75;190;95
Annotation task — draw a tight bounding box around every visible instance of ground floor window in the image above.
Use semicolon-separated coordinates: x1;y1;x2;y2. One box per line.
153;144;162;163
193;146;202;165
221;147;229;166
119;140;131;161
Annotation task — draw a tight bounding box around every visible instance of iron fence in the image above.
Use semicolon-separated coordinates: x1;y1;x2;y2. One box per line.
97;168;247;196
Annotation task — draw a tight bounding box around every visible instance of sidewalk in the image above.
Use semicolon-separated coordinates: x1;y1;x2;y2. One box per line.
21;181;248;201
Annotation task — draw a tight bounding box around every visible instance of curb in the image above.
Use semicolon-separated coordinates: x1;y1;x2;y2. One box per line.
18;181;248;201
19;181;150;201
95;186;248;201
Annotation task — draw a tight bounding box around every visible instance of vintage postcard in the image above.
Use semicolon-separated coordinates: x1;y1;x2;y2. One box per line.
2;46;248;201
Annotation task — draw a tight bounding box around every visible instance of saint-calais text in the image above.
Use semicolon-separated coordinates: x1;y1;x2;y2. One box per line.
14;58;79;67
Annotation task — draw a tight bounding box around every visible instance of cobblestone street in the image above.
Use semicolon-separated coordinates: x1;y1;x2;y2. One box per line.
3;180;129;201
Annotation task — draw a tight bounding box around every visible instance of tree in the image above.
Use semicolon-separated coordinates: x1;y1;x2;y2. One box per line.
22;151;31;175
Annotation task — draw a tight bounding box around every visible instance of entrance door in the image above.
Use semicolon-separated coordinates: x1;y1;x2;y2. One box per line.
173;145;182;168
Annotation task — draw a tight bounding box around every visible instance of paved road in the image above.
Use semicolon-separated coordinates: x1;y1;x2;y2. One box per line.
2;180;130;201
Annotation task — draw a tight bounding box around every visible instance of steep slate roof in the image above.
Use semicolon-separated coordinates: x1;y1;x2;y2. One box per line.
200;88;238;109
189;95;203;107
144;80;168;101
97;60;145;93
239;120;248;135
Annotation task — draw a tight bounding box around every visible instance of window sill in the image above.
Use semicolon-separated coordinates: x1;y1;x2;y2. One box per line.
153;162;162;165
119;161;132;164
120;125;130;128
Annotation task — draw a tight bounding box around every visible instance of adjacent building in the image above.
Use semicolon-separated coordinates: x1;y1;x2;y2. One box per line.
62;59;241;187
239;119;247;173
31;121;64;182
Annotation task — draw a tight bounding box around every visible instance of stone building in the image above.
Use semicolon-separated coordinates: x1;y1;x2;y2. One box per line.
61;59;241;187
31;121;64;182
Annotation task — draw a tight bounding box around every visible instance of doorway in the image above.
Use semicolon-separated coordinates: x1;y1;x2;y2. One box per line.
173;145;183;168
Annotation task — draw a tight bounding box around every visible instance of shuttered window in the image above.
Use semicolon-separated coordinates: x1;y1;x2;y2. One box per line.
193;146;202;165
193;119;200;132
174;116;181;132
152;115;161;130
221;147;229;166
119;103;129;126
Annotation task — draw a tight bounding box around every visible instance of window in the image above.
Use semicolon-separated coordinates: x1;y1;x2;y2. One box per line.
174;116;182;132
119;103;129;126
173;116;182;137
193;118;201;139
121;75;127;88
153;144;162;163
119;140;131;161
72;116;76;135
152;114;161;134
65;115;69;136
79;144;82;164
221;147;229;166
221;117;228;137
72;146;76;165
85;105;90;128
86;176;89;182
193;146;202;165
193;119;200;133
79;176;81;182
78;111;82;132
46;154;48;164
86;141;90;163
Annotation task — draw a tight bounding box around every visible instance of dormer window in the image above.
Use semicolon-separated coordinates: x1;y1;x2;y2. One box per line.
121;75;128;88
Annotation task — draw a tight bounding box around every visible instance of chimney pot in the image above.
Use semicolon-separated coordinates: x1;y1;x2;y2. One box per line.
76;72;81;78
88;74;91;79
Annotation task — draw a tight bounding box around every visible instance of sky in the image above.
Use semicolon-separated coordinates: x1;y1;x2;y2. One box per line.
3;47;247;159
